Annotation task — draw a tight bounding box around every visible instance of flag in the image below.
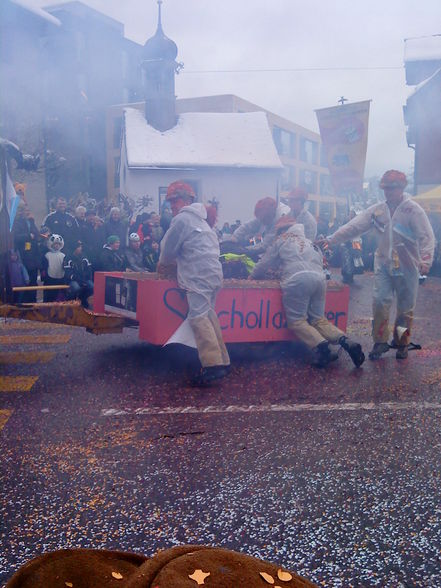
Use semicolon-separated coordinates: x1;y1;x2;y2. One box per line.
5;172;22;230
315;100;371;196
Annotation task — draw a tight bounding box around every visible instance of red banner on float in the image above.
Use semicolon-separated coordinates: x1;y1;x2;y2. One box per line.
94;273;349;345
315;100;370;196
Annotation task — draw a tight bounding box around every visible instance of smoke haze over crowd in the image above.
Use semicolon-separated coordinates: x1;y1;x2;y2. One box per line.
24;0;441;177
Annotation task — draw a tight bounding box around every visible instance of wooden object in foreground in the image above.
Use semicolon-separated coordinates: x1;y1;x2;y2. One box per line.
0;301;136;335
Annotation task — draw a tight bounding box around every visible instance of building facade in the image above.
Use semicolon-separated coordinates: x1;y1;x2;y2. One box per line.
1;0;144;222
404;35;441;194
108;94;333;212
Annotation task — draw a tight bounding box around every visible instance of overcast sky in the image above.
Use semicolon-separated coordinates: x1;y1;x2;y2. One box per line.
29;0;441;178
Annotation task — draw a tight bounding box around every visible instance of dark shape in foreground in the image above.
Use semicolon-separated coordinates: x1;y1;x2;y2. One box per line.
6;545;317;587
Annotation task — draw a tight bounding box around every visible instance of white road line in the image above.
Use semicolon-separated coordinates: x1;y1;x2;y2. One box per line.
101;401;441;417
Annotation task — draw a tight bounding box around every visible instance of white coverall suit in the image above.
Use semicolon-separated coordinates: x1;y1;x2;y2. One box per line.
159;203;230;368
232;203;290;252
294;207;318;242
251;224;346;348
327;196;435;345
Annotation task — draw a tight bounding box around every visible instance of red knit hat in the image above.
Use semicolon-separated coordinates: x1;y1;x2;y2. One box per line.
166;181;196;200
379;170;407;189
287;187;308;201
254;197;277;218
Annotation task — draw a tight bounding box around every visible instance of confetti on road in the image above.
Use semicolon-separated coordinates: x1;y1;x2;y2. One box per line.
1;274;441;587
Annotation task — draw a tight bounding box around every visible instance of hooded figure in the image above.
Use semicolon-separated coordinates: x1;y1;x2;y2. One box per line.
7;249;29;303
325;169;435;360
41;234;66;302
158;181;230;386
286;187;317;241
250;219;365;368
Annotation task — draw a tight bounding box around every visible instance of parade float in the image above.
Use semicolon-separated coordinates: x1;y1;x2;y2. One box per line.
92;271;349;345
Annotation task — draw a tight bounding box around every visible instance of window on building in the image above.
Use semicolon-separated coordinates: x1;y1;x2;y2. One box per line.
273;126;296;157
114;157;120;188
77;73;88;101
300;137;318;164
320;144;328;167
280;165;296;191
159;187;168;211
113;117;123;149
299;169;317;193
306;200;318;216
122;51;129;80
320;174;333;196
319;201;332;218
75;31;86;62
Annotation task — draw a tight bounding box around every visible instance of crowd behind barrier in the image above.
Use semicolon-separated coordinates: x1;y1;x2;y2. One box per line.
8;193;441;308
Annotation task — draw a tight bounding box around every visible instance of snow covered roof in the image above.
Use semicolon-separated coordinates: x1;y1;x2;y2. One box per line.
405;35;441;63
408;67;441;98
12;0;61;26
123;109;283;170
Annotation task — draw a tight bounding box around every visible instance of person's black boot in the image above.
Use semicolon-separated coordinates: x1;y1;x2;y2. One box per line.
191;365;230;387
368;342;390;360
396;345;408;360
339;336;365;367
311;342;339;368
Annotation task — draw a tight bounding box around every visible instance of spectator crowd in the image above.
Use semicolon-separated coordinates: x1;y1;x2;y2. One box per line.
9;196;167;306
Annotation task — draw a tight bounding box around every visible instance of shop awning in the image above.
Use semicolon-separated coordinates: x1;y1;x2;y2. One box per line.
413;185;441;213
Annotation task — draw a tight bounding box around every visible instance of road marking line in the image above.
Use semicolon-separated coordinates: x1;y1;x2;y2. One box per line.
0;376;39;392
0;351;56;364
0;409;13;431
0;321;68;330
101;401;441;417
0;334;71;345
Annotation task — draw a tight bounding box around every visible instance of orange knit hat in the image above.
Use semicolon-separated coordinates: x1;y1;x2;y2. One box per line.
379;170;407;189
254;197;277;218
166;181;196;200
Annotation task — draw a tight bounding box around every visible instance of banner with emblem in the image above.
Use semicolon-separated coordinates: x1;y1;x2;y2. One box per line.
315;100;371;197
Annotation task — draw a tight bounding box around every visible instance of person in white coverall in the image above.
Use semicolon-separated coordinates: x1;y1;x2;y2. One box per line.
230;196;290;253
285;187;318;242
323;170;435;360
250;217;365;368
158;181;230;386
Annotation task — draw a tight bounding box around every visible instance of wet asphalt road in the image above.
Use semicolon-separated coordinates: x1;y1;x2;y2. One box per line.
1;273;441;587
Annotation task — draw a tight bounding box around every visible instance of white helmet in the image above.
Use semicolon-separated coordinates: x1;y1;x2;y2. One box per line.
48;233;64;251
129;232;140;242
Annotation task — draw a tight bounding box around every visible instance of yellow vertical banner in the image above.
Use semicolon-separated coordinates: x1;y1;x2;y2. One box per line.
315;100;371;196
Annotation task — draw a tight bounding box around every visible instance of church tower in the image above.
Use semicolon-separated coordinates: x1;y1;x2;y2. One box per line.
141;0;180;132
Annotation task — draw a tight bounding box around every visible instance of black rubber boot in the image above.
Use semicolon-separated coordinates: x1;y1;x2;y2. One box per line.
311;342;339;368
191;365;230;387
368;342;390;360
339;336;365;368
396;345;408;360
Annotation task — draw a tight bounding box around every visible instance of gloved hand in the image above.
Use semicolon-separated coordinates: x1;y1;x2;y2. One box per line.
419;263;430;275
